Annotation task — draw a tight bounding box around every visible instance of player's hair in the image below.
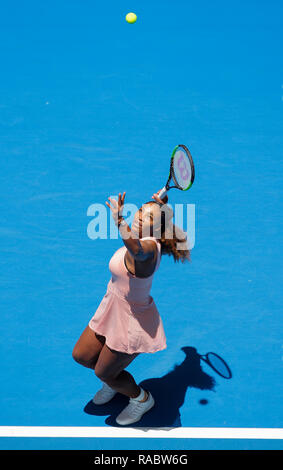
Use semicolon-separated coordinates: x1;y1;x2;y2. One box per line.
144;201;191;263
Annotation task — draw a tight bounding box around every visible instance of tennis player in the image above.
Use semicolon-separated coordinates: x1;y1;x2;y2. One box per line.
72;190;190;425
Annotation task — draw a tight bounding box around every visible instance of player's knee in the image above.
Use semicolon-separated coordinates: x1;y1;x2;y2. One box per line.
94;365;116;383
72;346;82;364
94;365;106;381
72;346;89;366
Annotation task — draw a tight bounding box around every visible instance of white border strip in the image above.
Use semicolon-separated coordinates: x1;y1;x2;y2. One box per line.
0;427;282;439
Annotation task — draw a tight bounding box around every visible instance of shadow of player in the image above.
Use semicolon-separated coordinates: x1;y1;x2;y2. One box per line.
84;346;227;428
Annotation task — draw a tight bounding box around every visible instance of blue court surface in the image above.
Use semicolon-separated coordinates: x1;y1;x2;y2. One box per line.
0;0;282;451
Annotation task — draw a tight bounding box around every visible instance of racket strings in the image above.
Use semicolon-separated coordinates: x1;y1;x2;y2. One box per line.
170;145;195;190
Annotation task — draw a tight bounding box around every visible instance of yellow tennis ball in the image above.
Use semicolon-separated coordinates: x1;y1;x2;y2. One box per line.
126;12;137;24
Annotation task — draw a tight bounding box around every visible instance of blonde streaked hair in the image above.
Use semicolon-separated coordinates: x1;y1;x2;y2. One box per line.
143;201;191;263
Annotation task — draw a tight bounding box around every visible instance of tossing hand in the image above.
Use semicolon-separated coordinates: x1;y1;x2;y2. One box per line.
105;192;126;226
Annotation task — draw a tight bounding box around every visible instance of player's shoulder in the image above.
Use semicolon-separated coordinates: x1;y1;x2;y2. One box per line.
140;239;158;254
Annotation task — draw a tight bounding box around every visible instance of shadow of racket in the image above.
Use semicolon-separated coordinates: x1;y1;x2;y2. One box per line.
199;351;232;379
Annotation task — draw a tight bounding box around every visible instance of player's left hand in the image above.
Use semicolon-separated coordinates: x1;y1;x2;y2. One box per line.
106;192;126;226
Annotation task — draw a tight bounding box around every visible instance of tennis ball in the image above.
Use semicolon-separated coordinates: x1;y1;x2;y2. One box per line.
126;12;137;24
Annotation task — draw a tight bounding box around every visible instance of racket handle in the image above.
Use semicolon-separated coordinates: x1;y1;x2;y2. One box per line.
158;187;168;199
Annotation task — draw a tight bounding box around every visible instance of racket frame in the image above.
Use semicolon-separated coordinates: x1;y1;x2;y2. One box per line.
159;144;195;198
201;352;232;379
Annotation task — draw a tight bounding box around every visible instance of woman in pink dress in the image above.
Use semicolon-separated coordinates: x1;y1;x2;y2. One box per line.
72;190;190;425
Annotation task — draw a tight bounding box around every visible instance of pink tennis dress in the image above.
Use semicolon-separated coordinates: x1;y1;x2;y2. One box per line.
88;237;167;354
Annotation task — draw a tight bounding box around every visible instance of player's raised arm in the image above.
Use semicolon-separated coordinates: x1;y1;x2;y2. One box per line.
105;192;153;261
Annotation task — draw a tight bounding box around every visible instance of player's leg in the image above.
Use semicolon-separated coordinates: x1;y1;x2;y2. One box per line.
94;343;155;425
72;325;105;369
94;343;142;398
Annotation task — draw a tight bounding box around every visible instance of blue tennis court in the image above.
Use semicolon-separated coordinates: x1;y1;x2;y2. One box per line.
0;0;282;451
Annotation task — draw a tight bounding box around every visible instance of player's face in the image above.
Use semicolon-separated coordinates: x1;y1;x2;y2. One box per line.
131;203;162;238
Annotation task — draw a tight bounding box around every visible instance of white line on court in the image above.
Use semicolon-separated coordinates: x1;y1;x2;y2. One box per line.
0;427;282;439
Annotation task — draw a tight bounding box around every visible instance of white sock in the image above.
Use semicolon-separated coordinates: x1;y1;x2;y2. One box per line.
132;387;146;402
102;382;113;390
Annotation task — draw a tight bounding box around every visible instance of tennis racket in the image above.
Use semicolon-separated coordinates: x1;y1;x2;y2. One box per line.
200;352;232;379
158;144;195;199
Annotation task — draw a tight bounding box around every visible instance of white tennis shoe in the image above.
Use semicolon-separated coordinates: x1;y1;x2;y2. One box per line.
116;390;155;425
92;382;117;405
